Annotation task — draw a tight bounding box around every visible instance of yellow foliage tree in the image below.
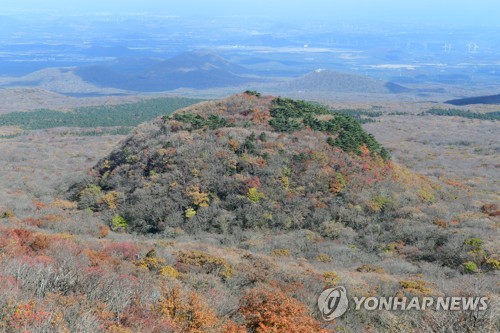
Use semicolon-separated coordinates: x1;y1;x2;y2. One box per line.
99;191;123;209
185;207;197;218
187;185;210;207
247;187;265;203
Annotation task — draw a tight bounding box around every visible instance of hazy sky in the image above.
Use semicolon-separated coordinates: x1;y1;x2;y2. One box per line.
2;0;499;25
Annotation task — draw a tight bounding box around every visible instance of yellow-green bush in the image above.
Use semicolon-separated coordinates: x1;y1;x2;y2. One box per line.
271;248;290;257
175;250;234;279
463;261;478;274
184;207;197;218
316;254;332;263
399;279;432;295
111;214;128;231
160;265;180;279
1;210;14;219
356;264;385;273
247;187;265;203
485;259;500;270
323;272;341;286
135;256;166;272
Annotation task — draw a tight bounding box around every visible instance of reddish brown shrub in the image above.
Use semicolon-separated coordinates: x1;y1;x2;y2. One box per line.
481;203;499;216
246;176;262;188
32;200;48;210
52;198;78;210
223;321;247;333
30;234;50;252
22;217;43;227
103;241;139;261
98;224;110;239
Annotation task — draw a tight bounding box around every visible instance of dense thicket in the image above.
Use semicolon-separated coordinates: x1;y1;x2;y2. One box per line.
423;108;500;121
0;97;201;130
269;97;389;159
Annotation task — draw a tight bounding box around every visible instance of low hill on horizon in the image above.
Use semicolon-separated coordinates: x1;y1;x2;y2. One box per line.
0;68;125;96
269;69;410;94
445;93;500;105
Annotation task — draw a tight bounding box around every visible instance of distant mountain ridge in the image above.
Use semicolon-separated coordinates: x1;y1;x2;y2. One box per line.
0;52;414;96
75;51;254;92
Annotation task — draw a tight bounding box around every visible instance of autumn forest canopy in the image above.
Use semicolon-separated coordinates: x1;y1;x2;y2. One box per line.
72;93;393;234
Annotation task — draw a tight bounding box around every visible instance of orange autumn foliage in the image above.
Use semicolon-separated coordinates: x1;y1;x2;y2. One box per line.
223;321;247;333
155;284;219;333
7;301;60;331
239;287;329;333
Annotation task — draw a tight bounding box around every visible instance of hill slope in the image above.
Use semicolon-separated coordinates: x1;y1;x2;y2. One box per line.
0;68;123;95
71;92;482;272
72;92;395;233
